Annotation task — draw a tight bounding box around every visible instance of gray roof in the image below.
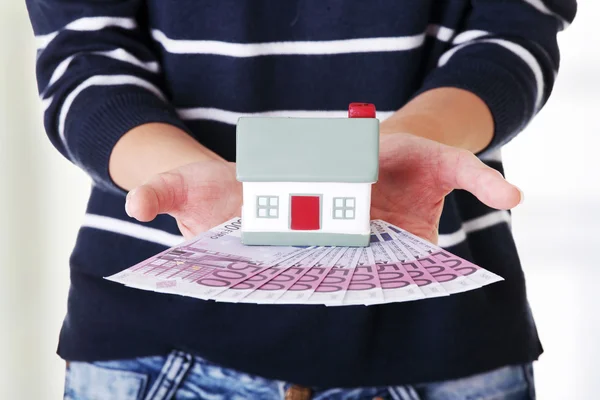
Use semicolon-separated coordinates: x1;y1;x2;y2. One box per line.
236;117;379;183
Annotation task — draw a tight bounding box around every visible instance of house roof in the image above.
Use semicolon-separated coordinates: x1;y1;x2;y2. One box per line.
236;117;379;183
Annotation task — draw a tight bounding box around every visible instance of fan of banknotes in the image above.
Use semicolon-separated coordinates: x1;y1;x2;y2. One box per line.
106;219;503;306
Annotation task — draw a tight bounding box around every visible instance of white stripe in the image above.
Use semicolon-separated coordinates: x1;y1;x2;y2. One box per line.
388;387;404;400
438;229;467;249
438;210;511;248
439;38;545;111
94;49;160;73
483;38;545;111
151;29;426;57
36;17;137;50
35;32;58;49
395;387;413;399
42;50;160;110
426;25;455;42
176;107;395;125
40;96;53;113
523;0;570;29
58;75;166;145
82;214;184;247
64;16;136;31
452;30;489;45
406;386;420;400
463;210;512;232
81;210;509;250
479;148;502;163
47;57;76;87
46;49;159;89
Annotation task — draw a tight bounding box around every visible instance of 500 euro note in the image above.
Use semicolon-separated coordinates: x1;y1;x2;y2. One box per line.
369;237;425;302
309;247;363;305
214;246;316;302
239;246;333;304
370;224;447;298
107;217;502;306
304;247;356;305
377;220;504;286
275;247;348;304
107;218;304;299
341;248;388;306
242;247;330;304
372;221;480;294
370;231;440;300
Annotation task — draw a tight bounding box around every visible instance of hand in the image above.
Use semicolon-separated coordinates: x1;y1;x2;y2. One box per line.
123;132;521;244
371;133;522;244
124;160;242;238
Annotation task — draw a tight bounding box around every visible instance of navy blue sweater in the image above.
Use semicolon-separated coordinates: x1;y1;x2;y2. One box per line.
26;0;576;387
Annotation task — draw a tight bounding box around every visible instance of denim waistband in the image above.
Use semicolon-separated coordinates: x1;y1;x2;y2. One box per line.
64;350;535;400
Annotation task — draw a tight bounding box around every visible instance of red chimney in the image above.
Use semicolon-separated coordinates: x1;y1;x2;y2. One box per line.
348;103;376;118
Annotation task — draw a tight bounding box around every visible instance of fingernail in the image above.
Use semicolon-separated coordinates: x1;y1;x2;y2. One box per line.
516;186;525;205
125;188;136;217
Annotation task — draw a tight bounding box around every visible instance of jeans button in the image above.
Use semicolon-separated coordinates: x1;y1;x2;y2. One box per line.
284;384;312;400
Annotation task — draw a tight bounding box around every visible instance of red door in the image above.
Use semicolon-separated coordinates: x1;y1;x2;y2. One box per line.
290;196;320;230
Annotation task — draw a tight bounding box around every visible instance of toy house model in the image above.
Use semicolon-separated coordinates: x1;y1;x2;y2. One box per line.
236;103;379;247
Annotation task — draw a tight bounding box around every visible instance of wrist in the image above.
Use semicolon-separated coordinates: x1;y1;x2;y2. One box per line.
380;113;445;142
380;88;494;153
109;122;222;191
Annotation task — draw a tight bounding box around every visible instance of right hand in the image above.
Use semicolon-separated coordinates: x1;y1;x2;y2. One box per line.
125;160;242;238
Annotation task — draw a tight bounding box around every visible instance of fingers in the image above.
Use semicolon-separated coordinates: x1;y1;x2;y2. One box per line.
439;148;523;210
125;171;186;222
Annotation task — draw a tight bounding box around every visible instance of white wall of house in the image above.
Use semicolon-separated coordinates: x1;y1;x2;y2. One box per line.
242;181;371;234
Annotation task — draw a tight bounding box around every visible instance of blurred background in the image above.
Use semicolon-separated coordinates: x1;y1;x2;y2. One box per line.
1;1;598;399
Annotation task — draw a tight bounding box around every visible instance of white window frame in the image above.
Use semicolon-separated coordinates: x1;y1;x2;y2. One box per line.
332;197;356;220
256;195;279;218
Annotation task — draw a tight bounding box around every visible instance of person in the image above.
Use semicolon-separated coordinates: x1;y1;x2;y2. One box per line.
26;1;576;399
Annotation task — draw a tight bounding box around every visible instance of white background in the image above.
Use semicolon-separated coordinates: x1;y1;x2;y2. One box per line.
0;1;598;399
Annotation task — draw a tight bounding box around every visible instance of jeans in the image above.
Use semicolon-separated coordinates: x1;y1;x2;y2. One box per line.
64;350;535;400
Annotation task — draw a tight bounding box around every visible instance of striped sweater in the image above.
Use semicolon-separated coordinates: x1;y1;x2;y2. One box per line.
25;0;576;387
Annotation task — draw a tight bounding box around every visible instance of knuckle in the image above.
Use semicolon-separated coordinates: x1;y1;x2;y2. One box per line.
152;171;187;211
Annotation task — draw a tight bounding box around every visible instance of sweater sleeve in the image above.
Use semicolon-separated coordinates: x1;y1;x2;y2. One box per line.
416;0;577;156
25;0;191;195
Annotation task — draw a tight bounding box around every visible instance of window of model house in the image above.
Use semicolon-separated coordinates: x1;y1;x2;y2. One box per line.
257;196;279;218
332;197;356;220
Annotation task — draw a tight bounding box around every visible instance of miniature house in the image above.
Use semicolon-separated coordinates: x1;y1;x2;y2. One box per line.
236;103;379;247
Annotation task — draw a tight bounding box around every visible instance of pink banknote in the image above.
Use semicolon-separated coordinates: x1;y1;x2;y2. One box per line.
276;265;334;304
371;228;447;298
107;217;503;306
306;247;361;305
396;239;478;294
372;221;479;294
119;258;266;300
241;246;333;304
377;220;503;286
108;218;304;298
306;266;356;305
343;263;385;306
369;239;425;302
274;247;346;305
214;247;316;302
376;262;425;303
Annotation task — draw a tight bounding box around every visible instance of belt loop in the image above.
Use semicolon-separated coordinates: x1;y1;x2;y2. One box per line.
144;350;193;400
284;384;312;400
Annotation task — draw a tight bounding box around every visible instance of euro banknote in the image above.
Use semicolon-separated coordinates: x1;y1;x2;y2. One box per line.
106;218;504;306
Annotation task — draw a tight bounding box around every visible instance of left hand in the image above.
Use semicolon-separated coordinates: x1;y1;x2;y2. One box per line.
371;132;522;244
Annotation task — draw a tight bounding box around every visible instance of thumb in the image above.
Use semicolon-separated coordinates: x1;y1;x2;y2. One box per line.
439;148;524;210
125;171;187;222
